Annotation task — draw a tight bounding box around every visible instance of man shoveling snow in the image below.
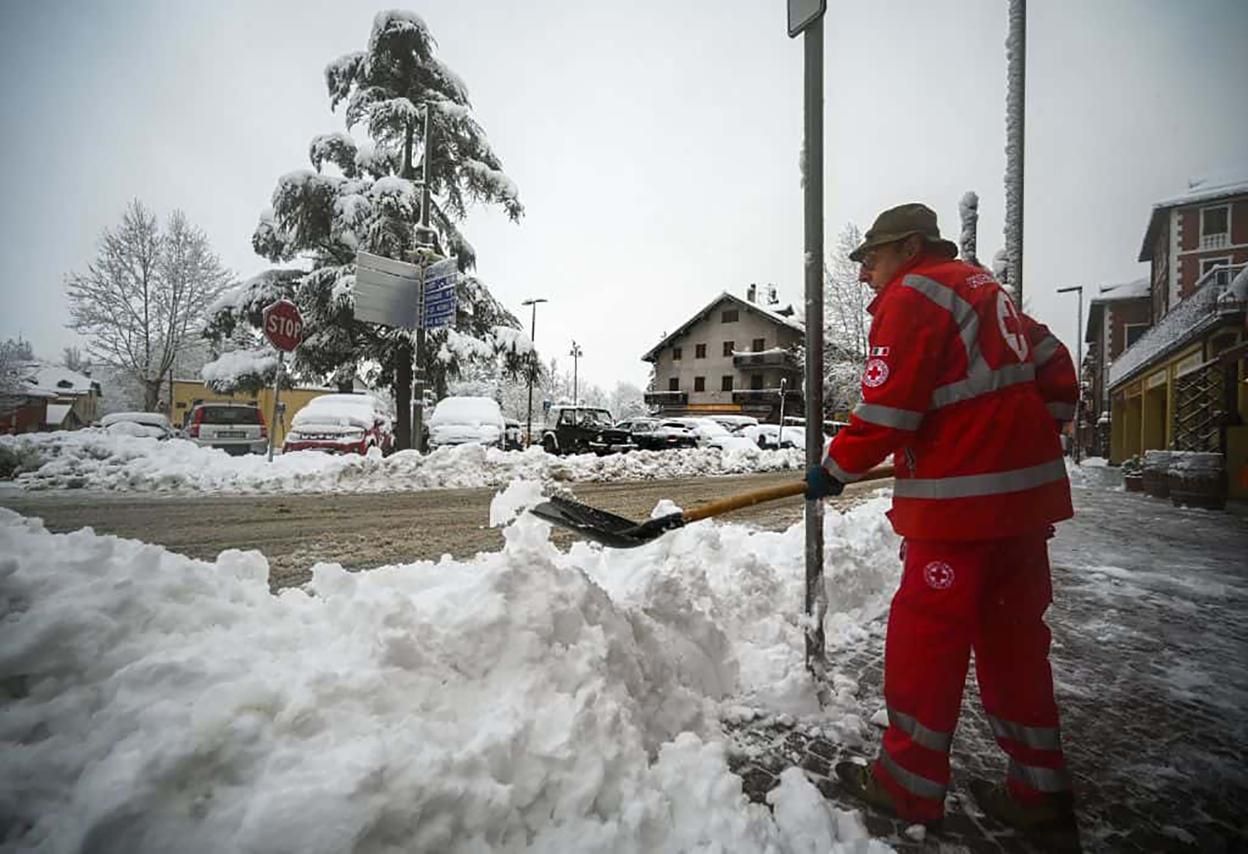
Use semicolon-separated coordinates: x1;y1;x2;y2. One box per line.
806;203;1080;845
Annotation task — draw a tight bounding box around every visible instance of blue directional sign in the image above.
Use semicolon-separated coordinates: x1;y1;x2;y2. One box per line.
422;258;458;330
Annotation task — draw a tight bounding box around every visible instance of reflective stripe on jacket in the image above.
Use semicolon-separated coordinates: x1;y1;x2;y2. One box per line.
824;256;1073;540
1021;315;1078;429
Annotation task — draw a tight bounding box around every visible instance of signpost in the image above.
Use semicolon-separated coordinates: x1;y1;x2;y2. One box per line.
262;299;303;462
352;249;458;452
788;0;827;682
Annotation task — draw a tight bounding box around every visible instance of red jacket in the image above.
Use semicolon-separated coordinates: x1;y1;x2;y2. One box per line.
1021;315;1078;427
823;255;1073;540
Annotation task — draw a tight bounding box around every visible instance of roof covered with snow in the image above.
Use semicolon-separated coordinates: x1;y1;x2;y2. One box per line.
1139;168;1248;262
1108;263;1247;389
642;292;804;363
19;362;100;398
1085;278;1152;341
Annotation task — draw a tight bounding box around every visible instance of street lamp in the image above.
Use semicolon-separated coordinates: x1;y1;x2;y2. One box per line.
569;341;583;407
521;298;547;446
1056;285;1083;462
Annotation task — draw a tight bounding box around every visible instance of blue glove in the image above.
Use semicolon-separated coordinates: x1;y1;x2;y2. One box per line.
805;465;844;500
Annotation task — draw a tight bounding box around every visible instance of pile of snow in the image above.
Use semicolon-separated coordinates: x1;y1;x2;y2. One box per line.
0;484;901;852
0;433;805;494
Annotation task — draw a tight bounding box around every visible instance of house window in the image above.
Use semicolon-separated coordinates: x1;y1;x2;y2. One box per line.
1200;256;1232;285
694;376;706;392
1124;323;1148;349
722;341;734;357
722;309;739;323
721;375;734;392
750;374;764;390
1200;205;1229;249
695;344;706;358
752;338;766;351
668;377;679;391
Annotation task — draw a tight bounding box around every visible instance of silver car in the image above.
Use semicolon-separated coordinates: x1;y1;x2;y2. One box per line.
184;402;269;455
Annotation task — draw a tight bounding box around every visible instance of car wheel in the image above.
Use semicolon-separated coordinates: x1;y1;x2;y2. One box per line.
542;435;558;455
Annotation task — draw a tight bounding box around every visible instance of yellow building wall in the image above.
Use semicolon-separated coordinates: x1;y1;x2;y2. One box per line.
172;380;334;447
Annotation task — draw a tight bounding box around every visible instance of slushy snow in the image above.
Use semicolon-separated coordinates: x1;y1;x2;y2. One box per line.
0;483;902;852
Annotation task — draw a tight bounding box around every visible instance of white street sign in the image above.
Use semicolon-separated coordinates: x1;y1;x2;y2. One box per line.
354;251;421;329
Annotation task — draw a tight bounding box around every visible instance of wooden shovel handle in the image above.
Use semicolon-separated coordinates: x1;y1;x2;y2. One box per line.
681;465;895;524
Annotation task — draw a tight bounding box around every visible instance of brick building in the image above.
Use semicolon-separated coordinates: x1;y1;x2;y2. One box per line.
1083;279;1152;456
1104;173;1248;498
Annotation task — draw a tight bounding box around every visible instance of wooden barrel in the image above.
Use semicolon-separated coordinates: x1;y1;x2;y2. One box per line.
1123;474;1145;493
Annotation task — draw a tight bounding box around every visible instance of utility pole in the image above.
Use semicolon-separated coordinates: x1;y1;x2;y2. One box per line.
522;298;547;445
1005;0;1027;303
569;341;583;407
1057;285;1083;463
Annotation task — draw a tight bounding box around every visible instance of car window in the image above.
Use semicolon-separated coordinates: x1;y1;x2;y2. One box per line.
199;406;262;424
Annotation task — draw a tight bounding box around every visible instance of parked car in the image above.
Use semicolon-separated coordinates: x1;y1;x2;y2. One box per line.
503;418;523;450
616;417;699;451
542;406;635;455
664;417;757;452
283;393;394;456
184;402;268;455
708;414;759;434
100;411;176;440
426;396;505;449
741;423;806;450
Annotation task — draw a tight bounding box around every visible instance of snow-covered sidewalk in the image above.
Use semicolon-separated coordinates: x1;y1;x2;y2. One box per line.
0;431;803;494
0;483;900;853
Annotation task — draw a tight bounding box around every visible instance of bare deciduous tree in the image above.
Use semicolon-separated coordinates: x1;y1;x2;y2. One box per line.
66;201;232;410
820;222;872;415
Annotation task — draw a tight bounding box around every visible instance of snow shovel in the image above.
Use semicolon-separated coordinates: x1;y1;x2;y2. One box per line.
529;466;894;549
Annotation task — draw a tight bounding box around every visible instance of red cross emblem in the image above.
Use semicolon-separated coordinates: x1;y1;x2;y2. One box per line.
923;561;955;590
996;293;1029;361
863;358;890;388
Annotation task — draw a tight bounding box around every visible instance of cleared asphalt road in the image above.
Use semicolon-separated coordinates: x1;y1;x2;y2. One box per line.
0;472;880;588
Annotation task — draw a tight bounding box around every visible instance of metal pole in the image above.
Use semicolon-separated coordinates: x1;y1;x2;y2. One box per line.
802;18;827;681
267;351;283;462
1074;287;1083;462
522;298;546;446
413;106;433;453
1005;0;1027;303
778;377;786;446
570;341;581;406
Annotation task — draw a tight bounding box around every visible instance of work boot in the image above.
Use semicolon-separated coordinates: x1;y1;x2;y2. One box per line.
969;779;1081;850
834;761;942;831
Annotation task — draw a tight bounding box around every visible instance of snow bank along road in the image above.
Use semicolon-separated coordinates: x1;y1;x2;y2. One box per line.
1;481;904;853
0;470;875;589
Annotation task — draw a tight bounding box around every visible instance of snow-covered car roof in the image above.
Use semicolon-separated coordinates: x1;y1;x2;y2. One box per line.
101;411;172;428
428;396;504;426
293;394;389;430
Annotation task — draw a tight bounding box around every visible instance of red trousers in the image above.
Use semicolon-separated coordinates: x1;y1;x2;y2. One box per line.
872;531;1070;822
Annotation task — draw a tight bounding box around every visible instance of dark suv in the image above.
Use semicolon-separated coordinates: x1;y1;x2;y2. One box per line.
541;407;635;456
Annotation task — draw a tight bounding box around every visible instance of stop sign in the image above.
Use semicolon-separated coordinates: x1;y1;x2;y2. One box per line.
263;299;303;352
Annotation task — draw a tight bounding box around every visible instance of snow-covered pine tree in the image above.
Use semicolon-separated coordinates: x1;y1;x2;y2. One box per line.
205;10;529;446
821;222;871;415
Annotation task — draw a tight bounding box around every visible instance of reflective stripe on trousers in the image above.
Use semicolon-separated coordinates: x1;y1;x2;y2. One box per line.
893;458;1068;500
879;750;947;801
854;402;924;431
1008;759;1071;792
988;714;1062;751
888;706;954;752
1047;401;1076;421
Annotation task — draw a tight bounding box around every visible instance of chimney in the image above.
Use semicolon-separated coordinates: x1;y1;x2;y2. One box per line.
747;283;757;303
767;284;778;305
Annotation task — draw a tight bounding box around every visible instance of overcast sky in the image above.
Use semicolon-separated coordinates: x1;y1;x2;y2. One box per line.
2;0;1245;391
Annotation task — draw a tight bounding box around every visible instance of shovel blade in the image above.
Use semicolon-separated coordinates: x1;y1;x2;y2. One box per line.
528;495;659;549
